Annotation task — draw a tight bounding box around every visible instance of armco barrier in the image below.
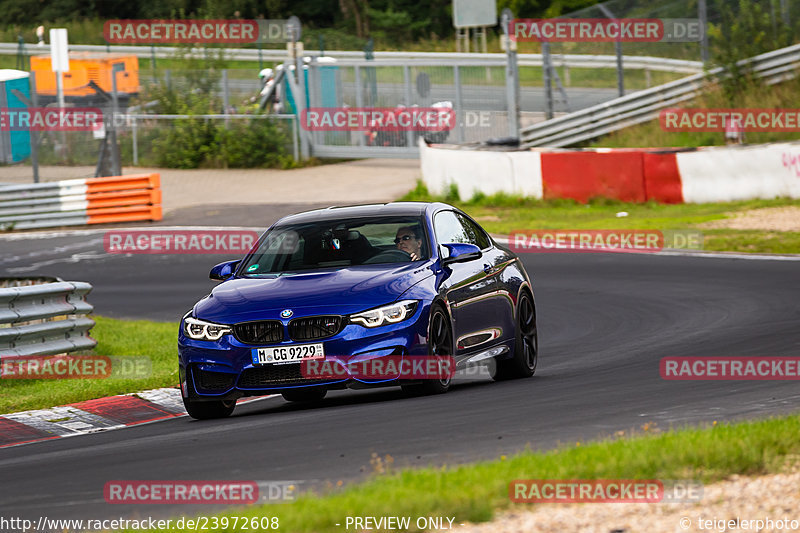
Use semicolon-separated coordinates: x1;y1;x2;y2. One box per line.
0;278;96;359
420;141;800;203
0;173;162;230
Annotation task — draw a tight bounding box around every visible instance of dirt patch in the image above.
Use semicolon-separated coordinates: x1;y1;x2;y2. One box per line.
699;206;800;232
452;465;800;532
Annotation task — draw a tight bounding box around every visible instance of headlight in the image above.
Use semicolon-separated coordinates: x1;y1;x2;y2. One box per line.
184;317;232;340
349;300;418;328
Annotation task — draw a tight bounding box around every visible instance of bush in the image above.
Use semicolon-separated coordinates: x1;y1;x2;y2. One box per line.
139;79;294;169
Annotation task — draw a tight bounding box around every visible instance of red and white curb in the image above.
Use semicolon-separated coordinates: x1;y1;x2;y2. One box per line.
0;388;275;449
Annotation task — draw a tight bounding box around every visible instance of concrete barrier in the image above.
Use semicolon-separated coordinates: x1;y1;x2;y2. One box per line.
420;140;800;203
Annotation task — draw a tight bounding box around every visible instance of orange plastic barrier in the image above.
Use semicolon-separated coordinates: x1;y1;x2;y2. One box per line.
85;189;160;209
86;173;160;193
85;173;162;224
642;152;684;204
87;205;162;224
541;151;647;203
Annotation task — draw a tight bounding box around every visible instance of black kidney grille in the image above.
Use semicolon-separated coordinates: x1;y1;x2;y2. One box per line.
196;369;236;391
233;320;283;344
288;315;343;341
238;365;326;387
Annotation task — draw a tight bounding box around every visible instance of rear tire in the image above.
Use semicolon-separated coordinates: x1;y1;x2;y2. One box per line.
493;291;538;381
281;387;327;403
183;397;236;420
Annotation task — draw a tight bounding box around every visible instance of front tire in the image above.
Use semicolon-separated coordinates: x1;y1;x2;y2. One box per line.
183;397;236;420
403;306;453;395
493;291;538;381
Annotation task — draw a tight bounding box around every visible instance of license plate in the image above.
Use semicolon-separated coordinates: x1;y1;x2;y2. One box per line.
251;344;325;365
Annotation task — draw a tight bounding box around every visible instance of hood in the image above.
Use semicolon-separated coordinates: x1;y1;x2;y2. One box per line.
193;263;433;323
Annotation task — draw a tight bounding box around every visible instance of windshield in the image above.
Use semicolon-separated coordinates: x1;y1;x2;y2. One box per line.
240;216;429;275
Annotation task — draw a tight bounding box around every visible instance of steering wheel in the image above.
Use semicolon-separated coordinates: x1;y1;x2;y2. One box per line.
363;249;413;264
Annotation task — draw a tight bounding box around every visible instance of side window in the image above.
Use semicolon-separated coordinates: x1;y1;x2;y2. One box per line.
456;213;490;250
434;211;469;245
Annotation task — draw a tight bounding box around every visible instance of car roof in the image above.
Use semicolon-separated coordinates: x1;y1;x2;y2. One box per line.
275;202;437;225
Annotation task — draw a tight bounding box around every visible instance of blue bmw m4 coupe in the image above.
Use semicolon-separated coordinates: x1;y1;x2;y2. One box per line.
178;202;537;419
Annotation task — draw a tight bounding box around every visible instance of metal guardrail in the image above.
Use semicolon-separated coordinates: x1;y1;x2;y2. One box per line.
520;43;800;148
0;43;703;73
0;278;96;358
0;174;162;230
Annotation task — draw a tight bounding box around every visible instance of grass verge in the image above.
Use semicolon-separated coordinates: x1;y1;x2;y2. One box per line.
155;414;800;532
401;181;800;254
0;316;178;414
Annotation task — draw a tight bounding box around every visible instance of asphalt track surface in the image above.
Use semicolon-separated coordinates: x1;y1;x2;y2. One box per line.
2;218;800;521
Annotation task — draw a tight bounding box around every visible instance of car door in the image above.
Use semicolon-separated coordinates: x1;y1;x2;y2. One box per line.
433;210;506;356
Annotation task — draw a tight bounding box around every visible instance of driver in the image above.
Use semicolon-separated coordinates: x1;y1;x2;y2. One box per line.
395;226;423;261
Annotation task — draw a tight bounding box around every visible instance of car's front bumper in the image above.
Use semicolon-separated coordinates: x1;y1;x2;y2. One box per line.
179;305;431;401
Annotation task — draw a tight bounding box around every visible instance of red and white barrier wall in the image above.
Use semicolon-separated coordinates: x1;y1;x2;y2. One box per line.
420;141;800;203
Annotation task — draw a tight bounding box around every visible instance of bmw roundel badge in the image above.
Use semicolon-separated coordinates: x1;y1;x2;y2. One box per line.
281;309;293;318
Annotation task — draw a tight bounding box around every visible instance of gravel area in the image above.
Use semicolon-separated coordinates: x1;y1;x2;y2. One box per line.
699;206;800;232
452;465;800;533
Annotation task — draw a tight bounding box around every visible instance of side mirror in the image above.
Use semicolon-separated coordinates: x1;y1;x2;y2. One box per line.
210;260;240;281
441;243;482;265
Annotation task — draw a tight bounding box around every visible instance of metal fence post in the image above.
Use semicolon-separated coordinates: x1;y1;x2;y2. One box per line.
542;42;554;120
699;0;709;63
403;65;414;148
454;65;465;143
597;4;624;97
502;8;521;137
132;117;138;165
354;65;365;146
222;69;230;126
292;116;299;161
110;64;123;177
30;72;39;183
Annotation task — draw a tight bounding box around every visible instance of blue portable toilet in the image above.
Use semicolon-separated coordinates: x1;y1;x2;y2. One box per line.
282;58;340;114
0;69;32;163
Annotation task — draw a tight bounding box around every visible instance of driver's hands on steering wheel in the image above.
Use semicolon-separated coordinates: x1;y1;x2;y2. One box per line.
408;251;419;261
